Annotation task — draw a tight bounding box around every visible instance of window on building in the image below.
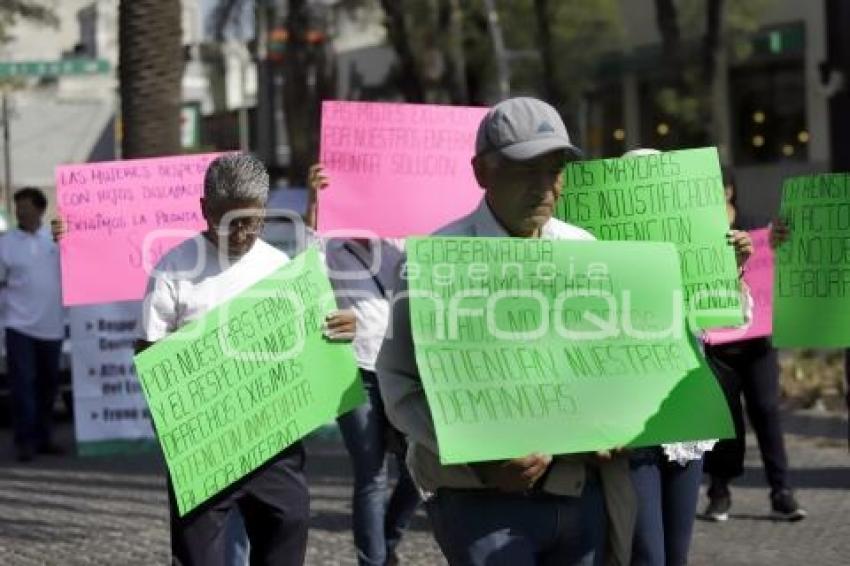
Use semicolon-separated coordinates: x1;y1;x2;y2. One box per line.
638;80;711;152
584;84;625;158
730;63;807;164
729;22;808;164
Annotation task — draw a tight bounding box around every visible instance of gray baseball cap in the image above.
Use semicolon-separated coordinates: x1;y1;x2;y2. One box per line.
475;97;582;161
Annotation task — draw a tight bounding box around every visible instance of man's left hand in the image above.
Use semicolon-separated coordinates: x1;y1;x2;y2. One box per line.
323;309;356;341
728;229;753;268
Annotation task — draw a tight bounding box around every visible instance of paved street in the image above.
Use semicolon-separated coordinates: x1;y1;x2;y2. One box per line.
0;411;847;566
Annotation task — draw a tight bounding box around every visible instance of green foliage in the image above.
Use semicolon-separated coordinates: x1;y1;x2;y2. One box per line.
380;0;623;106
0;0;58;44
649;0;777;148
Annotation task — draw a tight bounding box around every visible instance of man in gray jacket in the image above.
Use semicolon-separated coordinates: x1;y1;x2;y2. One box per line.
376;97;635;566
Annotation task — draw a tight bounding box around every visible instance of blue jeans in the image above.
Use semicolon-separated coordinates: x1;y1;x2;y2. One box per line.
630;449;703;566
425;480;605;566
337;369;421;566
224;510;249;566
5;328;62;450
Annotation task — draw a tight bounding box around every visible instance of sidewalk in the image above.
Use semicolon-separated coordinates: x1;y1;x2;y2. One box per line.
0;411;846;565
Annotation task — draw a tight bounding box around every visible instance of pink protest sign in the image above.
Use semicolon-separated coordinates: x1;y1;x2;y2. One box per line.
318;101;488;237
705;228;773;345
56;153;221;306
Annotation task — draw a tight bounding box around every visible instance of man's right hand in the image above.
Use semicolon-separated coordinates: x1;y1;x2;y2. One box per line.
473;453;552;492
308;164;329;196
769;218;790;249
50;218;66;242
304;164;329;230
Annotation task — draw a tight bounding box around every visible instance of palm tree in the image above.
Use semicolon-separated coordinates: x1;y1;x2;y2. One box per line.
118;0;183;158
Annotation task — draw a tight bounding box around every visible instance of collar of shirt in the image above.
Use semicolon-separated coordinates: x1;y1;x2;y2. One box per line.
470;198;560;239
10;225;50;241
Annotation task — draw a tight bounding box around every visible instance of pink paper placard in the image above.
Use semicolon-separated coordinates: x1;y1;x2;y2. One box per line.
705;228;773;345
318;101;488;237
56;153;221;306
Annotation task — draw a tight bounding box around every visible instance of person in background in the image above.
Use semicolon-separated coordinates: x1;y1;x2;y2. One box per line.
704;174;807;522
846;350;850;450
619;151;753;565
0;187;65;462
377;97;635;566
305;163;421;566
137;154;310;566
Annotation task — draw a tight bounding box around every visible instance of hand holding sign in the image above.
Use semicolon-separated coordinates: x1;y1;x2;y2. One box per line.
133;248;363;515
473;453;553;493
556;147;743;330
319;101;487;237
773;173;850;347
56;153;222;305
406;237;733;465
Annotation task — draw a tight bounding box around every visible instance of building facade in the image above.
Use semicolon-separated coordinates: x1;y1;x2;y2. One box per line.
583;0;833;216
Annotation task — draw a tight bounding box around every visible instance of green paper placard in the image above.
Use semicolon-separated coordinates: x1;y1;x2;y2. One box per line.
555;147;743;329
773;173;850;347
134;247;363;515
406;237;733;465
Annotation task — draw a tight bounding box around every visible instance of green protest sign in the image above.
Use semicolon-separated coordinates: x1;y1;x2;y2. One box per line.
406;237;733;465
773;173;850;347
133;247;363;515
555;147;743;329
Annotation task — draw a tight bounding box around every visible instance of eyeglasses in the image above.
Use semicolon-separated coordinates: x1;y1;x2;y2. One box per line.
210;212;265;235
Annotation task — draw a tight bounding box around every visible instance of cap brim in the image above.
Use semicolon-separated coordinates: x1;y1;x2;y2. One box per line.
498;138;584;161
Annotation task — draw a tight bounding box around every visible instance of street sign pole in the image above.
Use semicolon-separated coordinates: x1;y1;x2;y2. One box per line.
2;91;10;219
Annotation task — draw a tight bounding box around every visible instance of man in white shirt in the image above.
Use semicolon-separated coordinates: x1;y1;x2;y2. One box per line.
0;187;65;462
376;98;636;565
304;164;420;566
138;154;309;566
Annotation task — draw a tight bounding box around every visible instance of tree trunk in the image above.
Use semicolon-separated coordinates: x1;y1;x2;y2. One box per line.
703;0;724;83
534;0;565;109
118;0;183;158
654;0;681;72
482;0;510;99
282;0;312;186
380;0;426;102
439;0;468;104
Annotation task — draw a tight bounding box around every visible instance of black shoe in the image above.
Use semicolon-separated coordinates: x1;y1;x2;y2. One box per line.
16;446;34;463
703;493;731;522
37;443;65;456
770;489;807;521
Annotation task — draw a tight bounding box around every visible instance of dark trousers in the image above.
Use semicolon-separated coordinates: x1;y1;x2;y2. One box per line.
704;340;789;492
169;443;309;566
845;349;850;448
425;480;605;566
630;449;703;566
5;328;62;450
337;369;421;566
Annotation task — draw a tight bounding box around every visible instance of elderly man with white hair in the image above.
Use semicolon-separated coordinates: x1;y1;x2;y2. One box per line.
137;153;310;566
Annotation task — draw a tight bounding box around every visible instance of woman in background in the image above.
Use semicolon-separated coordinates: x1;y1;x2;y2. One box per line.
702;168;806;523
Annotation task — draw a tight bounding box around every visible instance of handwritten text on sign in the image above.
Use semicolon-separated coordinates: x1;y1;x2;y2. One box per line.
56;153;221;306
319;101;487;237
133;248;363;515
773;173;850;347
405;237;733;465
555;147;743;330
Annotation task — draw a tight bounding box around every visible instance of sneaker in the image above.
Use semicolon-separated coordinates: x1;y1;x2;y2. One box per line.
770;490;807;521
703;492;731;522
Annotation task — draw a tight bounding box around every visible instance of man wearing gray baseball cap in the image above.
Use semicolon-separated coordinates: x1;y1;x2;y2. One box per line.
376;97;636;566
